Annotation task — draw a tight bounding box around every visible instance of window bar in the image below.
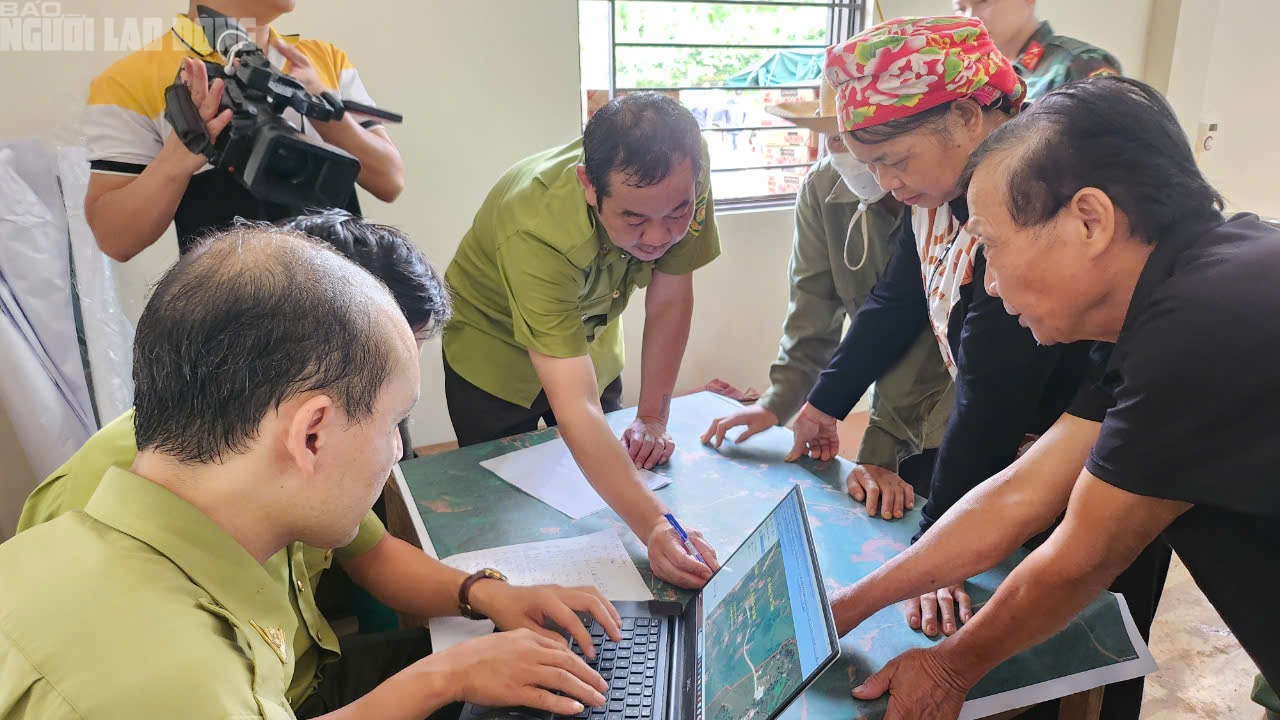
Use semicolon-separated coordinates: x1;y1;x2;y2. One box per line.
699;126;817;132
615;85;819;92
594;0;864;203
608;0;617;100
619;0;862;9
615;42;829;49
711;163;815;173
827;2;836;50
717;194;798;209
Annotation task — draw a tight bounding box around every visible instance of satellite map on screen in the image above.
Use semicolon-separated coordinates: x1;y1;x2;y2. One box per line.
703;535;803;720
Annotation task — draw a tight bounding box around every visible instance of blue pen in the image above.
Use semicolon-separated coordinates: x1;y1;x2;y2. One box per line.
664;513;708;566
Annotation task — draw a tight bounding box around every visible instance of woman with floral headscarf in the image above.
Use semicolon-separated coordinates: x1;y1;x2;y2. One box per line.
786;17;1169;719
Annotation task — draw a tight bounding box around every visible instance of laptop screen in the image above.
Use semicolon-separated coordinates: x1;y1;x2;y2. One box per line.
696;487;837;720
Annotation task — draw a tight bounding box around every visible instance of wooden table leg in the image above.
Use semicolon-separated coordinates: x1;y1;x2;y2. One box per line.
1057;687;1104;720
383;471;421;551
382;467;432;629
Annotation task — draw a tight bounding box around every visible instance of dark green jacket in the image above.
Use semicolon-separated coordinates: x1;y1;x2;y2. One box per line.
758;158;953;470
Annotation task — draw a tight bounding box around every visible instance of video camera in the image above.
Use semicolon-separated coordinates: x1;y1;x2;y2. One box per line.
163;5;402;209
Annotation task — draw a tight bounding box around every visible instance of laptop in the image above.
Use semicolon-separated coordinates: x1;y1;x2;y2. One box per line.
464;484;840;720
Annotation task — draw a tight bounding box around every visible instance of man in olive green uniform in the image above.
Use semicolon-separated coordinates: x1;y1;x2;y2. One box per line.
954;0;1121;100
702;88;954;522
443;93;721;589
0;228;620;719
17;409;386;711
15;211;445;714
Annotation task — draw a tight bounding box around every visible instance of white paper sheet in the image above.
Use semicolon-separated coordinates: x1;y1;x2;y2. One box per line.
479;437;671;519
428;530;655;652
956;592;1159;719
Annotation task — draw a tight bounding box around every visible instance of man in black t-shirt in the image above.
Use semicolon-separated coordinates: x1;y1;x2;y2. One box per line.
824;77;1279;720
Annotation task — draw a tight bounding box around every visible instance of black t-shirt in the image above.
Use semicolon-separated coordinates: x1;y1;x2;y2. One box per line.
1069;212;1280;684
808;199;1093;541
173;167;362;254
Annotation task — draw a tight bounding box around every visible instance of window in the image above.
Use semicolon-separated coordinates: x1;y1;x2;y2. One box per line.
579;0;866;208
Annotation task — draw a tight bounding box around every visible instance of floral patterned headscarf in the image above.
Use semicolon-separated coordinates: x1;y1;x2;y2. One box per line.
825;16;1026;132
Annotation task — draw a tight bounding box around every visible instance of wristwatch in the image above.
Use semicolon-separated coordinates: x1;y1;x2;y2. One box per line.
458;567;508;620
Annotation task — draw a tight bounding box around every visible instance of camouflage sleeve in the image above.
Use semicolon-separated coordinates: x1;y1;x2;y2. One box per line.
1065;50;1122;83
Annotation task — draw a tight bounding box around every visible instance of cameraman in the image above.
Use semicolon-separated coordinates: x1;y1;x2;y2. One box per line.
83;3;404;261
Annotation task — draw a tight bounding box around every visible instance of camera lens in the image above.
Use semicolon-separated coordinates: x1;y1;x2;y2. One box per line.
271;145;313;185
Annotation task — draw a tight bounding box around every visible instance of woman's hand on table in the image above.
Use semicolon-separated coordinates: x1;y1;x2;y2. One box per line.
785;403;841;462
700;404;779;449
904;584;973;637
847;463;914;520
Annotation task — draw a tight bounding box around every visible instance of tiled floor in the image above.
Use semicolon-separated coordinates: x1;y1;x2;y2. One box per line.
1141;555;1261;719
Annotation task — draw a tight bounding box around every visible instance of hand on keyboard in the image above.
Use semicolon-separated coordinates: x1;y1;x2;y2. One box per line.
566;615;664;719
470;582;623;660
442;628;609;716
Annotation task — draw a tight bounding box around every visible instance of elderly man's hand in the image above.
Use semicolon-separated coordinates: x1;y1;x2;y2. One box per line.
852;647;970;720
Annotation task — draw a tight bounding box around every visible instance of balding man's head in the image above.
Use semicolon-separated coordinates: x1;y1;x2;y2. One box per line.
133;223;415;463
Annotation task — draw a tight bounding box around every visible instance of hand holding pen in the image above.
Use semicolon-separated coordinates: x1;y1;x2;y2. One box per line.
645;512;720;589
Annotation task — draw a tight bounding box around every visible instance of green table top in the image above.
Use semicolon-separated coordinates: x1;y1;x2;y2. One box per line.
400;392;1145;719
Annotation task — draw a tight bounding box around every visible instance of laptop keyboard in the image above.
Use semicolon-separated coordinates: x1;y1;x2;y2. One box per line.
567;615;664;719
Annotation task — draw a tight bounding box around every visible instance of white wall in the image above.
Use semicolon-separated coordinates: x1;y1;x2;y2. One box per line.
1196;0;1278;216
620;207;797;404
279;0;586;445
1144;0;1220;145
879;0;1153;81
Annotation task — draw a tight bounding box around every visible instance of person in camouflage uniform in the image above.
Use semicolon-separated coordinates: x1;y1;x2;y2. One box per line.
954;0;1121;100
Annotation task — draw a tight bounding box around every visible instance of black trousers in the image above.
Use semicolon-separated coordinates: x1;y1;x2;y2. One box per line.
443;353;624;447
295;628;461;719
897;448;938;500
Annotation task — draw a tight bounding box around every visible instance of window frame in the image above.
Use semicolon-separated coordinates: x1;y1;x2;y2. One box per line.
583;0;868;209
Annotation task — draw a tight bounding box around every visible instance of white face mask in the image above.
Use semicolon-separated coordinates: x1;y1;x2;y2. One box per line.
828;151;887;204
827;150;888;272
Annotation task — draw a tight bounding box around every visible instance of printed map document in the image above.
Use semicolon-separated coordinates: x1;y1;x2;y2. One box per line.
427;530;654;652
480;437;670;519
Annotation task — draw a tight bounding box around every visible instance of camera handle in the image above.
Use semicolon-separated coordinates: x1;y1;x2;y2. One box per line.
163;81;216;160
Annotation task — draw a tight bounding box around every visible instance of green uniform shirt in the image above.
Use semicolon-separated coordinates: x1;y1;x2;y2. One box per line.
757;158;954;471
0;467;300;719
443;137;721;408
1015;21;1121;101
14;410;386;709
